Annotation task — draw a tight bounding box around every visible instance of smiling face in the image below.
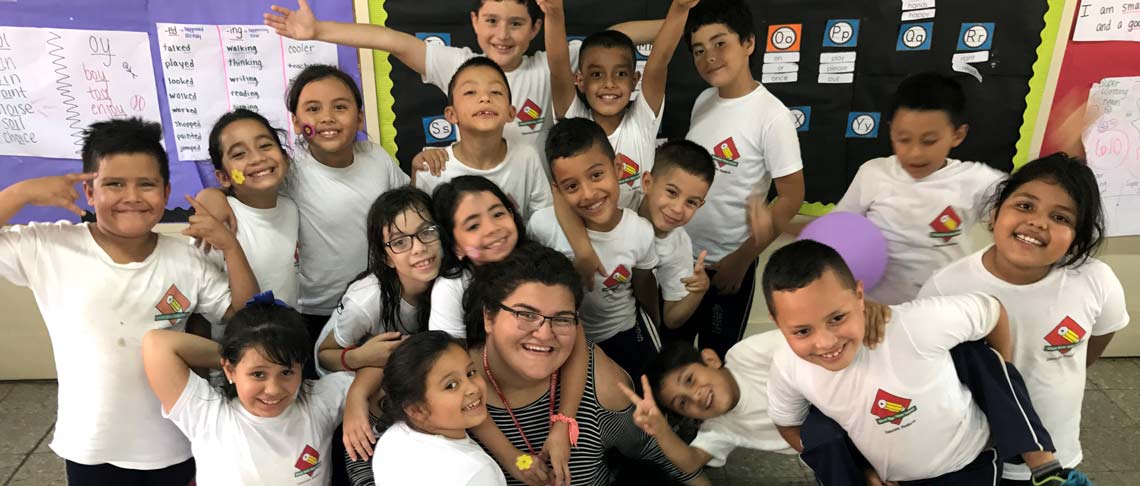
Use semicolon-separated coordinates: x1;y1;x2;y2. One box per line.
291;76;363;160
215;119;288;196
640;168;709;233
657;352;738;420
408;344;488;438
384;207;443;286
990;179;1078;277
889;108;967;180
552;143;622;231
484;282;578;382
470;0;540;72
223;346;303;418
445;65;516;135
84;153;170;240
771;269;866;372
689;23;755;92
451;191;519;265
575;46;638;118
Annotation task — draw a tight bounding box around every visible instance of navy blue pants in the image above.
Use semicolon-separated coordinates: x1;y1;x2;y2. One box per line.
65;458;195;486
663;259;757;360
598;307;661;384
800;340;1054;484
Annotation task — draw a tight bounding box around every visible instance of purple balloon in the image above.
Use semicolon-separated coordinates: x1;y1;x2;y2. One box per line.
798;212;888;290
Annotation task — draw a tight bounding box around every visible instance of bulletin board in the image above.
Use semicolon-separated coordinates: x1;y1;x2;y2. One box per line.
0;0;360;225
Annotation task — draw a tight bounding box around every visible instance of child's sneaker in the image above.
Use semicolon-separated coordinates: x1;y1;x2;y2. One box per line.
1032;469;1092;486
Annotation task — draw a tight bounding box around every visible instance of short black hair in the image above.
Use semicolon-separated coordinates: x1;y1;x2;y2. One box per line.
470;0;543;24
989;152;1104;268
447;56;512;106
762;240;857;317
644;340;705;408
207;108;288;172
544;117;615;170
889;72;968;127
652;139;716;185
579;30;637;70
81;118;169;184
684;0;756;50
286;64;363;114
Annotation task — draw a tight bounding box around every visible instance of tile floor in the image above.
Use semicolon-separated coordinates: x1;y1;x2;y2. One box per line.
1;358;1137;485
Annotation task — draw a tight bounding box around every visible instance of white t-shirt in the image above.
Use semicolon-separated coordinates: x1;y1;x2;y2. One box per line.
836;156;1005;304
919;249;1129;479
422;44;579;167
684;84;803;263
0;222;231;469
166;371;352;485
527;207;659;342
767;293;1000;481
565;93;663;201
414;142;552;220
283;141;410;315
691;330;795;467
428;270;474;339
314;274;421;376
620;189;693;302
372;421;507;486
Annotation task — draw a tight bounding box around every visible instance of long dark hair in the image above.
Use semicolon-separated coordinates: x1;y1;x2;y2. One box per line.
219;301;311;401
431;175;530;279
377;331;466;432
206;108;289;171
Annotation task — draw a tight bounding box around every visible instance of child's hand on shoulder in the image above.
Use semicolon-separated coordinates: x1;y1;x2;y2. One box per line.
618;375;669;437
412;148;448;177
681;250;710;294
11;173;96;217
265;0;318;40
182;195;240;253
862;300;890;349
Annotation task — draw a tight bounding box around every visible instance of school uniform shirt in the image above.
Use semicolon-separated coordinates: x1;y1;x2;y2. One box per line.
414;142;552;220
372;421;507;486
0;222;231;469
313;273;421;376
836;156;1005;305
165;371;352;486
919;249;1129;480
527;207;659;342
691;330;795;466
564;93;663;204
422;44;579;164
428;270;474;339
684;84;803;263
283;141;410;315
767;293;1001;481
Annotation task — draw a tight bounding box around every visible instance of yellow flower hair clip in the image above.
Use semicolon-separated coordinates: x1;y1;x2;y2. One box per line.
230;169;245;185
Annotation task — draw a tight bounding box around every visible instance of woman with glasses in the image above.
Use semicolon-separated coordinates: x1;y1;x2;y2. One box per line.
465;243;708;486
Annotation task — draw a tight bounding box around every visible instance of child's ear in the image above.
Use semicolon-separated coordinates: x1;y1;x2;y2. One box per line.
291;114;302;135
405;402;430;423
854;281;865;310
506;104;517;122
742;34;757;56
631;70;642;87
221;359;235;383
700;349;724;369
354;109;365;134
640;171;654;192
951;123;969;148
483;308;494;335
214;169;233;190
84;180;96;206
574;71;585;92
444;106;459;125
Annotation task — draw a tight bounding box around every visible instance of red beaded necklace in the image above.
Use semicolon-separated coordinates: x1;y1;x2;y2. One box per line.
482;346;557;456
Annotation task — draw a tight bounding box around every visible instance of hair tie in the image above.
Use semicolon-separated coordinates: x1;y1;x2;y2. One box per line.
247;290;290;308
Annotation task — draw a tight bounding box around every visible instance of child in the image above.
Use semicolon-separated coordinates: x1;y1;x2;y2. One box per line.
678;0;806;358
920;153;1127;484
0;118;257;485
412;57;552;220
542;0;692;203
370;330;506;485
202;109;299;312
763;240;1079;485
528;117;660;378
142;293;369;486
829;72;1006;305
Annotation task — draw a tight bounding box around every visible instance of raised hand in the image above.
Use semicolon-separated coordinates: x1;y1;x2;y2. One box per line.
264;0;318;40
617;375;669;437
13;173;97;217
535;0;564;14
674;0;701;9
680;250;709;294
182;195;240;253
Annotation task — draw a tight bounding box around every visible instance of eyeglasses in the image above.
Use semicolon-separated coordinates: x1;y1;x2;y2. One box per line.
496;303;579;336
385;225;441;254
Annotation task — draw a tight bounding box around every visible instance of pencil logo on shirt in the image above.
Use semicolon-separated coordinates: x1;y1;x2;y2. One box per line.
602;265;632;289
711;137;740;168
154;284;192;324
1044;316;1087;355
928;206;964;242
293;243;300;269
617;154;640;186
293;445;321;477
517;99;545;129
870;389;917;425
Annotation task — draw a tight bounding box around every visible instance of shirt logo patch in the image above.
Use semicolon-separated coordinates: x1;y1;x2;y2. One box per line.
517;99;545;129
870;389;917;425
154;284;192;324
617;154;640;186
928;206;964;242
712;137;740;168
602;265;632;289
1044;316;1087;355
294;445;321;478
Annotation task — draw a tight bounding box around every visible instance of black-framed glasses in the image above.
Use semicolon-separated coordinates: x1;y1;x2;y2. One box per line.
496;303;579;336
385;225;441;254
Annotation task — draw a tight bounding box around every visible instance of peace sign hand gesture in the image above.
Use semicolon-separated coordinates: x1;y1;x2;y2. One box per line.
181;195;240;253
617;375;670;438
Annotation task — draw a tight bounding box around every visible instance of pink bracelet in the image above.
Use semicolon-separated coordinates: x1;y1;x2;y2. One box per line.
550;414;580;448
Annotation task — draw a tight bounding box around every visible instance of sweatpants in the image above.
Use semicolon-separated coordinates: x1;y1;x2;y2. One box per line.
65;458;195;486
663;259;757;359
598;307;661;383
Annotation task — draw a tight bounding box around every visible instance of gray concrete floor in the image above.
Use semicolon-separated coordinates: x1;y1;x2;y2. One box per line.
1;358;1137;485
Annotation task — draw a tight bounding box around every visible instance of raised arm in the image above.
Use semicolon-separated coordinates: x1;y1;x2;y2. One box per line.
610;20;664;45
0;173;96;226
142;329;222;413
618;375;713;474
266;0;427;75
640;0;697;116
537;0;577;118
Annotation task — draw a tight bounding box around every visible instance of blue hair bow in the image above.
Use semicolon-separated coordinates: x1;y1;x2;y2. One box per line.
246;291;290;309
